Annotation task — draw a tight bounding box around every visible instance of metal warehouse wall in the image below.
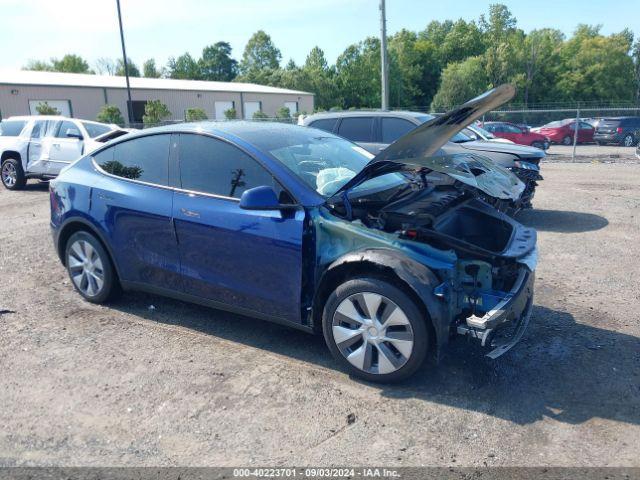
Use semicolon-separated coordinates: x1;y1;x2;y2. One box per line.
0;84;314;121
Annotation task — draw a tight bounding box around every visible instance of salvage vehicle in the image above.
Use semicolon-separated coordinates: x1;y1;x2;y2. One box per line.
300;110;544;211
532;119;594;145
482;121;550;150
0;116;120;190
50;85;537;382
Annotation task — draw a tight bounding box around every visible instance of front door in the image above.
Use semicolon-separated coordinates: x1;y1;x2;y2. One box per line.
172;133;304;324
46;120;84;174
91;133;181;291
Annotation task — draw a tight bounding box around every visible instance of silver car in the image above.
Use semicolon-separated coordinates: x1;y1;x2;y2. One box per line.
300;110;544;210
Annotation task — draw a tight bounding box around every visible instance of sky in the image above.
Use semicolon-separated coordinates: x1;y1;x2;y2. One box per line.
1;0;638;72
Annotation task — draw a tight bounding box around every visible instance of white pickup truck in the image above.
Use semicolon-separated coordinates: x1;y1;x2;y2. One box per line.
0;116;128;190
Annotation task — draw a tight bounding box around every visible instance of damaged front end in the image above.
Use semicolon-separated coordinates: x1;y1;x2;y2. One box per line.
322;156;537;359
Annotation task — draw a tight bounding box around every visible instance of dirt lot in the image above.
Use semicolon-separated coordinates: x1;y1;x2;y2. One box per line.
0;160;639;467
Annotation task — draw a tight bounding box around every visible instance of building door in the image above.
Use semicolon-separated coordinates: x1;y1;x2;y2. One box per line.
215;101;234;119
243;101;261;119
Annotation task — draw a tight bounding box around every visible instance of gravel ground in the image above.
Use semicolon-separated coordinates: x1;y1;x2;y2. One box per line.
0;161;639;467
546;144;638;162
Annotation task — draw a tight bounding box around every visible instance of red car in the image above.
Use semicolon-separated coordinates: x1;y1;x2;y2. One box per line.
533;119;595;145
483;122;549;150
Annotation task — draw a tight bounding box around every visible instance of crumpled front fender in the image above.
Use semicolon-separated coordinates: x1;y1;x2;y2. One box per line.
319;248;452;359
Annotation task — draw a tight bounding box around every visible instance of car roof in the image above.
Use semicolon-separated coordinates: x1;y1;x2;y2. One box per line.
6;115;73;121
304;110;430;121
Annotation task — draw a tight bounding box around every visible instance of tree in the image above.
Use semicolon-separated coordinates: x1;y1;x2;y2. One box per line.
35;102;60;115
252;110;269;121
96;105;125;125
53;54;92;73
167;53;201;79
143;100;171;127
335;38;382;108
115;58;140;77
143;59;162;78
239;30;282;79
555;25;635;102
633;38;640;103
199;42;238;81
516;29;564;105
95;57;117;75
185;108;208;121
25;54;92;74
431;56;489;111
224;108;237;120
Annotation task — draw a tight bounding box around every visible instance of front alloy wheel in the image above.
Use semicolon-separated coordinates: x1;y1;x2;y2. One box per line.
323;278;429;382
623;134;634;147
1;159;26;190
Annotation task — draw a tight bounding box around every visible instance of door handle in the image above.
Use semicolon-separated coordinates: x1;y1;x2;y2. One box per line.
180;208;200;218
52;143;61;149
97;193;113;201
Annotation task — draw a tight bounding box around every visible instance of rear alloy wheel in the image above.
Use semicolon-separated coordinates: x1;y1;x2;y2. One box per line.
65;231;120;303
623;134;635;147
1;159;26;190
561;135;572;146
323;278;428;382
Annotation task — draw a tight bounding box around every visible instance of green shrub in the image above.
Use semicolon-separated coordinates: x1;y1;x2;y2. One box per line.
35;102;60;115
142;100;171;127
185;108;208;122
96;105;125;126
252;110;269;121
223;108;237;120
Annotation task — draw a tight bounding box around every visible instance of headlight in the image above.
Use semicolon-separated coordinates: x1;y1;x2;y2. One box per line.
513;160;539;171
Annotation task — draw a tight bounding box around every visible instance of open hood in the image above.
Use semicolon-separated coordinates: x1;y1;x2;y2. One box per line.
332;85;521;200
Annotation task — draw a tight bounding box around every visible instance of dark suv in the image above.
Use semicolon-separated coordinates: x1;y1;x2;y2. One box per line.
593;117;640;146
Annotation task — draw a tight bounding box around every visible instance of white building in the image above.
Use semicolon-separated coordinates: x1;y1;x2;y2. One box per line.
0;70;314;123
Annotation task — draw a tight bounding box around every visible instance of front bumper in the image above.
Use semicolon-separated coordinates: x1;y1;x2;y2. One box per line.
457;268;535;358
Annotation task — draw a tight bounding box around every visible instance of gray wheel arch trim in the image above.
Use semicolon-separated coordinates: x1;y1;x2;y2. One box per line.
316;248;450;357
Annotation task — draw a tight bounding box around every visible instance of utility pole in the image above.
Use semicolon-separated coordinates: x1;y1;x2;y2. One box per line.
116;0;134;125
379;0;389;110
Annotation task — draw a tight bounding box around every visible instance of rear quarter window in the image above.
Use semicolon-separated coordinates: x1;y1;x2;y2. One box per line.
309;118;338;133
0;120;26;137
95;134;170;185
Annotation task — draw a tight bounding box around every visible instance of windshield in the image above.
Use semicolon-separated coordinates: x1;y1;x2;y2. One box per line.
472;124;496;139
451;130;475;143
0;120;26;137
82;122;113;138
266;133;403;197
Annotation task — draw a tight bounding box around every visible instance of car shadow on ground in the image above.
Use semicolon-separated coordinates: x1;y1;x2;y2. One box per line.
516;209;608;233
20;181;50;192
110;295;640;427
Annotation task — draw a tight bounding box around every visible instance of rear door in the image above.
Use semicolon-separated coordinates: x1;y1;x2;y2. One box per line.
336;117;377;153
380;117;418;151
578;122;594;142
91;133;181;291
172;133;305;324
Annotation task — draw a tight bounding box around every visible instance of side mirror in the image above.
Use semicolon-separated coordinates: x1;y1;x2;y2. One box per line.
66;129;83;140
239;186;283;210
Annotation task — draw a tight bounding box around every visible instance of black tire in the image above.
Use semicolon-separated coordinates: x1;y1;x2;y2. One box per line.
561;136;572;146
531;141;544;150
1;158;26;190
322;277;429;383
64;231;121;303
623;134;635;147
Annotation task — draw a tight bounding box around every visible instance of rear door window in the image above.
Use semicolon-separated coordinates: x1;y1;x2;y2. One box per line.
381;117;416;143
337;117;374;142
309;118;338;133
95;134;170;185
30;120;48;139
0;120;26;136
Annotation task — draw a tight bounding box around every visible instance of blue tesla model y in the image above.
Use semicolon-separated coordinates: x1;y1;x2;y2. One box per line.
50;86;537;382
